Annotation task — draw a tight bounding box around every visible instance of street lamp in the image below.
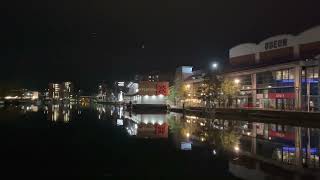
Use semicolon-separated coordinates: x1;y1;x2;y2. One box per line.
234;78;240;85
212;62;218;70
186;132;190;138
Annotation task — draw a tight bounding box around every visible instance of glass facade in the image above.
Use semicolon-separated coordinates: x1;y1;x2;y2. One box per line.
301;66;320;111
255;68;295;110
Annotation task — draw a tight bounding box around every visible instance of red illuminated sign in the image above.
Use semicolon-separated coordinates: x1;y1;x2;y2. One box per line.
156;82;169;96
269;130;295;141
139;81;169;96
268;93;295;99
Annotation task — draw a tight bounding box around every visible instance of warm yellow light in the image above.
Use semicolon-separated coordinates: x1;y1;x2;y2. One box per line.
234;79;240;84
201;137;205;142
186;133;190;138
185;84;191;89
234;146;240;152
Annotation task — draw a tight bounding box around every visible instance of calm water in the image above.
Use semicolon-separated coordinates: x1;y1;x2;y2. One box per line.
0;103;319;178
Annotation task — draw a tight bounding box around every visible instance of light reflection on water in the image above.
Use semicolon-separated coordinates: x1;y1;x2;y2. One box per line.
3;103;320;179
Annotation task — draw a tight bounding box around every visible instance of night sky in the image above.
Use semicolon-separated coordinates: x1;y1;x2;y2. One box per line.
2;0;320;91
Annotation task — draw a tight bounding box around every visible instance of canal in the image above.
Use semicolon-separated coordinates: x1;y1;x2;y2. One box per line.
0;103;319;178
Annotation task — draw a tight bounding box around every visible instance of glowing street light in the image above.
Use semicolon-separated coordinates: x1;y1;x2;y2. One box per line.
234;78;240;85
186;133;190;138
234;145;240;152
212;62;218;69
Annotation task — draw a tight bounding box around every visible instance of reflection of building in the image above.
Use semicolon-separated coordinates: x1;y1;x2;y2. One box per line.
124;112;168;138
48;82;74;101
224;26;320;111
47;104;72;123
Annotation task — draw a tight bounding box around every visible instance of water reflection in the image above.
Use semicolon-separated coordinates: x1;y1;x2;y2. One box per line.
2;103;320;178
46;104;74;123
21;104;39;113
120;109;320;179
123;112;169;138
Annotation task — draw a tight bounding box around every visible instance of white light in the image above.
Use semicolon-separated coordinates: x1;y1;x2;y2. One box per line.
234;79;240;84
186;133;190;138
213;150;217;155
201;137;205;142
118;82;125;87
247;132;251;136
212;63;218;69
268;85;272;88
234;146;240;152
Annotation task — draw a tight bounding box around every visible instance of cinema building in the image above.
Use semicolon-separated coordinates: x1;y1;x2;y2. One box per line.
224;26;320;111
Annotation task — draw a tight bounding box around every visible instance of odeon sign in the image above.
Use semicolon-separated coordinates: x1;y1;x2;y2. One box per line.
229;26;320;58
264;38;288;50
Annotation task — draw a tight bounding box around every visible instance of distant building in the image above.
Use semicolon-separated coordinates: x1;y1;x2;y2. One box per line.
131;81;169;105
48;82;74;101
173;66;206;107
96;82;108;102
4;89;39;101
135;71;173;83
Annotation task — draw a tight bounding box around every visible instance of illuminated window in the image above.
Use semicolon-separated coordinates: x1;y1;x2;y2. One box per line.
276;71;282;80
301;69;306;77
289;69;295;80
282;70;289;80
307;68;314;79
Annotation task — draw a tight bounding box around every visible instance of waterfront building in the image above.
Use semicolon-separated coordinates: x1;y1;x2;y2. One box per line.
223;26;320;111
48;82;74;101
4;89;39;101
173;66;206;107
131;81;169;105
96;82;110;102
134;71;173;83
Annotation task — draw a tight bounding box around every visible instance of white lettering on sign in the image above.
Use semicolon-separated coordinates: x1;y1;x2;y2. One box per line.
265;39;288;50
275;94;285;98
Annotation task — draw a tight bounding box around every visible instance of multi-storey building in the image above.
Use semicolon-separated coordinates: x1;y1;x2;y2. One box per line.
174;66;206;107
48;82;74;101
224;26;320;111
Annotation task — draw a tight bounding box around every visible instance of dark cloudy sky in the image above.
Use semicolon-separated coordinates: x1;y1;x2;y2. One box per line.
2;0;320;91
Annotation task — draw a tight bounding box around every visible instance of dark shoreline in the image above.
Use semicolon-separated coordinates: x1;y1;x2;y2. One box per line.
170;107;320;128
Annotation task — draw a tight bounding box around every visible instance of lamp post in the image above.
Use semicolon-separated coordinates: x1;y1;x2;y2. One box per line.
234;78;240;108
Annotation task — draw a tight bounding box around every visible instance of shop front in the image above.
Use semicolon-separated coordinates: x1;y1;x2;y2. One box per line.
265;92;295;110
